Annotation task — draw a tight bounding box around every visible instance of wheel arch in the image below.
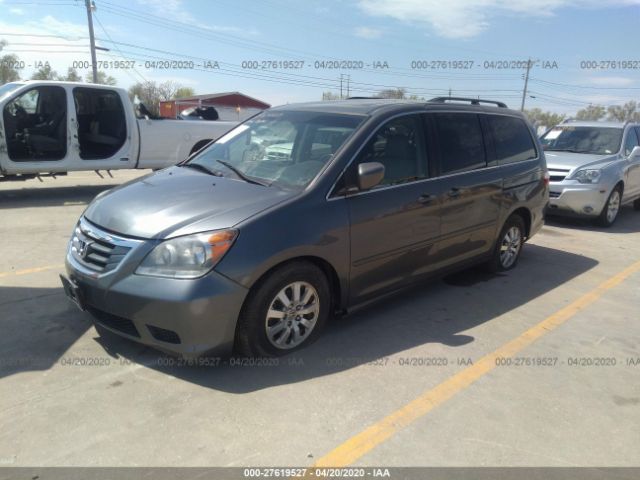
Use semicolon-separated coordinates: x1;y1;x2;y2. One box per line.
189;138;212;155
242;255;344;315
507;207;532;239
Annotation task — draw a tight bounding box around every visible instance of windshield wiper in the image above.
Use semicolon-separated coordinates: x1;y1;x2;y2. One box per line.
545;148;587;153
181;162;223;176
216;160;270;186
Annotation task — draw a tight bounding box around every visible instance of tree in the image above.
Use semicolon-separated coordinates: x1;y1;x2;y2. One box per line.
128;80;193;116
0;40;21;85
376;88;407;99
1;54;21;85
322;91;340;100
85;70;117;85
575;104;606;121
31;63;58;80
63;67;82;82
606;101;639;122
174;87;195;99
524;108;565;129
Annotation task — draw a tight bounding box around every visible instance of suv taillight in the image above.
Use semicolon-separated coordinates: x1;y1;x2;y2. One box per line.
543;170;550;186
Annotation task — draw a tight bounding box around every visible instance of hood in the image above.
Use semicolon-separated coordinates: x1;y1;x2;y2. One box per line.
545;151;618;171
83;167;296;239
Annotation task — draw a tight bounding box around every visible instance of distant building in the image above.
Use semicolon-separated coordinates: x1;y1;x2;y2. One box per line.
160;92;270;121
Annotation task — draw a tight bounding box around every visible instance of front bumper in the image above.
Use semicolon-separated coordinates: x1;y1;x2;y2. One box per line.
547;182;609;217
63;241;248;358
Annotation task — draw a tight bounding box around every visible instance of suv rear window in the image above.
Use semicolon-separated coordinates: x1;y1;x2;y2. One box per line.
487;115;537;164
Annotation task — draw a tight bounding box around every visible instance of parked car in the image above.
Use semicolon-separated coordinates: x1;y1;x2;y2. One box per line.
0;81;236;180
541;120;640;226
61;97;548;357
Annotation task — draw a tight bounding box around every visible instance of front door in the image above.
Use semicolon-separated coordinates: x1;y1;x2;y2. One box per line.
2;85;69;167
347;114;441;303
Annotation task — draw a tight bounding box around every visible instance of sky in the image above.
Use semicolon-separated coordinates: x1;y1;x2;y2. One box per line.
0;0;639;114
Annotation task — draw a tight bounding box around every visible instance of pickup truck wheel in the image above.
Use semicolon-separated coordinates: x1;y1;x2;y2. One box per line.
235;261;330;357
633;198;640;211
485;214;525;273
595;186;622;227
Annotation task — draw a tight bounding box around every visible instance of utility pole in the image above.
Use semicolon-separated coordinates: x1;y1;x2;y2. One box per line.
520;58;532;111
448;87;452;98
339;74;343;99
346;75;350;98
85;0;98;83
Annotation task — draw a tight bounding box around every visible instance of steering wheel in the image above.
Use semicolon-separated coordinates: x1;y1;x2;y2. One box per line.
13;105;28;122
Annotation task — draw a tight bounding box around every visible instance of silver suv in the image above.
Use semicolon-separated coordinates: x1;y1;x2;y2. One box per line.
542;120;640;226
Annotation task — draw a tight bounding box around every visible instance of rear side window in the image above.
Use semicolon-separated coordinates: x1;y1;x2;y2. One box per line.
433;113;486;175
487;115;537;164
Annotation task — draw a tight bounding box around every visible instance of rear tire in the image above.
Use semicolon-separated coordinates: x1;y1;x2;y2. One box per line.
485;214;526;273
595;186;622;227
633;198;640;211
235;261;331;357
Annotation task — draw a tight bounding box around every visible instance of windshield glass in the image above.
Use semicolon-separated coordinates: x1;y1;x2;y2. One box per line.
0;82;23;101
540;126;623;155
188;110;365;189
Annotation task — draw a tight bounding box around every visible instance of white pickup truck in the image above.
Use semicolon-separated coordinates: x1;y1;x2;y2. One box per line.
0;81;238;180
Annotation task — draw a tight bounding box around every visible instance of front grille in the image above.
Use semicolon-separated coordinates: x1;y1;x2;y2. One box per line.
147;325;181;344
88;306;140;338
548;168;570;183
549;191;561;198
70;218;140;274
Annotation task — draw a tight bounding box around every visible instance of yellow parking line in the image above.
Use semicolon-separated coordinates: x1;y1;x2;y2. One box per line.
314;259;640;467
0;265;64;278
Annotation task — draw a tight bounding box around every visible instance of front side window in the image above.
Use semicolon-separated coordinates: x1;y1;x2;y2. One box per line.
487;115;537;164
540;126;623;155
434;112;486;175
189;110;364;189
353;114;427;186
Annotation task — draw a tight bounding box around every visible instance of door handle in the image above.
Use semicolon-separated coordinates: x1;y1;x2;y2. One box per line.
418;193;434;204
447;187;461;198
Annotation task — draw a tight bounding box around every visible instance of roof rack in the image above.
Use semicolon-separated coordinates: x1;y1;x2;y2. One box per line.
428;97;508;108
346;96;379;100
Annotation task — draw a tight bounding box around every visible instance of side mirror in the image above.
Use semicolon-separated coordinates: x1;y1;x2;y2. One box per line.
629;145;640;160
357;162;385;191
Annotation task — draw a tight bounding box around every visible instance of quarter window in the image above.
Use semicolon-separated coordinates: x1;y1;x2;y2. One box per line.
354;115;427;186
434;113;486;174
624;128;639;156
487;115;537;164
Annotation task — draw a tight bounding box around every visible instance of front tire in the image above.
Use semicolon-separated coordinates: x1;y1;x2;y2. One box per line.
595;186;622;227
235;261;331;357
486;214;525;272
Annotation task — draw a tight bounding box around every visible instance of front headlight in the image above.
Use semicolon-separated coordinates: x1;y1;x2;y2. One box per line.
136;229;237;279
573;169;602;184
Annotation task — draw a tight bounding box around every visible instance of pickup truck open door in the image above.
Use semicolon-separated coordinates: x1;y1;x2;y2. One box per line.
0;83;137;175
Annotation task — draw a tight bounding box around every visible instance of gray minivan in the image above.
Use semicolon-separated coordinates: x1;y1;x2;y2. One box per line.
61;97;549;357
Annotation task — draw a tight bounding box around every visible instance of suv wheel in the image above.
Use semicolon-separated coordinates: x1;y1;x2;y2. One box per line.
486;214;525;272
595;186;622;227
633;198;640;211
235;261;330;357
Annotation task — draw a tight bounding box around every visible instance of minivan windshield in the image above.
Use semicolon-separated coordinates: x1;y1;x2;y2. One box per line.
187;110;365;189
540;125;623;155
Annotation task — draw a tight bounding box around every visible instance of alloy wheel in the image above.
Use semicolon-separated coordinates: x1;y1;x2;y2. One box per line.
265;281;320;349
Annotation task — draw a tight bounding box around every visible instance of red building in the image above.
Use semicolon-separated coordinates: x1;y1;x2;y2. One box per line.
159;92;270;121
